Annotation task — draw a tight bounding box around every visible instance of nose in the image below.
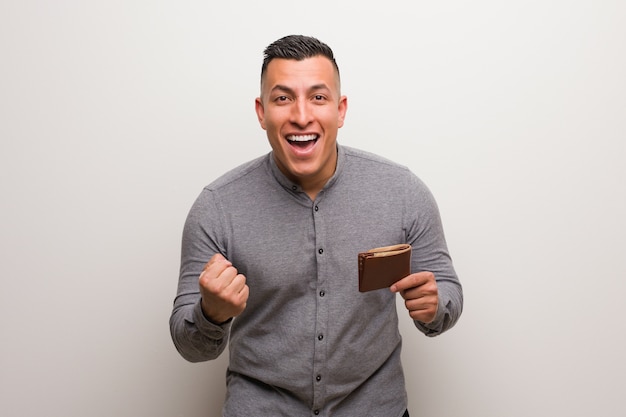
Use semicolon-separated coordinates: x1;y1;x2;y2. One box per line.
290;98;313;128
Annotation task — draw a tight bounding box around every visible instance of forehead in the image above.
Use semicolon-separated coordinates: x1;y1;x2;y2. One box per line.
261;56;340;91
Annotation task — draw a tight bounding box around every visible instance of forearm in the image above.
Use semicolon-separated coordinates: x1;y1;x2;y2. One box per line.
169;297;231;362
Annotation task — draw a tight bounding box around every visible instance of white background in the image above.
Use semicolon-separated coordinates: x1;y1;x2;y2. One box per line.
1;1;625;416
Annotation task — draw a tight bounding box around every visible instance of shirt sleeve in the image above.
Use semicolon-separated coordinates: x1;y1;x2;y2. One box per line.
169;188;232;362
405;173;463;336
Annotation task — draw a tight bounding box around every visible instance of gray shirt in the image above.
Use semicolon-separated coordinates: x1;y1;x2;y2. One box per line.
170;145;463;417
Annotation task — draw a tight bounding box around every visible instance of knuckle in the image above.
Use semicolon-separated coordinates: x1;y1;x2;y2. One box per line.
204;280;222;295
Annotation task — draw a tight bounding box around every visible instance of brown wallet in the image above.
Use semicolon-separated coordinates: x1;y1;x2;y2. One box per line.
358;244;412;292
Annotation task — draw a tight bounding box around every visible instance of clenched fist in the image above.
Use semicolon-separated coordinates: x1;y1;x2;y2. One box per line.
199;253;249;324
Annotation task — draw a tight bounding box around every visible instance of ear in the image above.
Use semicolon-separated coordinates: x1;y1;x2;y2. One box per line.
255;97;267;130
337;95;348;128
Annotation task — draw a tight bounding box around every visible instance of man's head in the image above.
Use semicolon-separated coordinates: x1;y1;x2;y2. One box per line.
255;35;348;199
260;35;341;94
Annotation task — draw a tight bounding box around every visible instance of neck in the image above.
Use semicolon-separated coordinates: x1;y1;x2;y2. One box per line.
298;156;338;201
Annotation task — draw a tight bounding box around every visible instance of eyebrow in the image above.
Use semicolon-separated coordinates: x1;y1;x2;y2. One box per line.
270;83;331;95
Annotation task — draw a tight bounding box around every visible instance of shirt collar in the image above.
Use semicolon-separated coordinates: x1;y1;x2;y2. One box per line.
268;144;346;196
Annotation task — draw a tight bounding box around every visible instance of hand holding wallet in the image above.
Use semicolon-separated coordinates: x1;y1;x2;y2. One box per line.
358;244;412;292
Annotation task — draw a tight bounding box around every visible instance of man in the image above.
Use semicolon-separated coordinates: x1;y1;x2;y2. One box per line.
170;35;463;417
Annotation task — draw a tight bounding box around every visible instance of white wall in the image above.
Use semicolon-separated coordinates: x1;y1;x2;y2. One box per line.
1;1;624;416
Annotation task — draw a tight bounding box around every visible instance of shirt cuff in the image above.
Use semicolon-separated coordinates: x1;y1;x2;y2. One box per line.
193;300;232;339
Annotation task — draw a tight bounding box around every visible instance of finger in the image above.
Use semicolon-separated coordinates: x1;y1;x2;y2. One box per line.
204;253;231;271
389;271;433;293
404;294;438;311
231;276;250;306
410;308;438;324
406;296;439;323
200;263;238;293
225;273;247;296
221;275;249;315
201;256;233;281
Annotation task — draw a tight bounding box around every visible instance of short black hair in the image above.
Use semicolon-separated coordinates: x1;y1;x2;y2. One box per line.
261;35;340;81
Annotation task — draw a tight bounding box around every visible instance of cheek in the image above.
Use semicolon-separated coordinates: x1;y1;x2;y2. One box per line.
319;106;342;125
263;111;286;132
321;113;341;132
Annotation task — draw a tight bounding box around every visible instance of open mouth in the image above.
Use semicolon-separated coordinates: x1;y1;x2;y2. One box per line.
286;134;319;149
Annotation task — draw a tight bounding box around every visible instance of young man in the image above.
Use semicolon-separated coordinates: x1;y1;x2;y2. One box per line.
170;35;463;417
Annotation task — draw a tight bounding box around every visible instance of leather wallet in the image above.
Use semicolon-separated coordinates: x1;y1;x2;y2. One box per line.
358;244;412;292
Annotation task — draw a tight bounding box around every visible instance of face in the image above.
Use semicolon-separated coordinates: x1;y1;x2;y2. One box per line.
255;56;347;196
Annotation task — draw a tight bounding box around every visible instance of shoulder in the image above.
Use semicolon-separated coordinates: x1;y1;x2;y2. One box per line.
339;145;434;201
340;145;420;185
204;153;270;192
342;145;410;172
187;153;271;224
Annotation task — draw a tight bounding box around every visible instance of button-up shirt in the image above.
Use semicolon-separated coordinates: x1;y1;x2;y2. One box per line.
170;145;463;416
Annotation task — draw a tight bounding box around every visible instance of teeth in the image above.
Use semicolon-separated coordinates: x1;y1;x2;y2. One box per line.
287;134;317;142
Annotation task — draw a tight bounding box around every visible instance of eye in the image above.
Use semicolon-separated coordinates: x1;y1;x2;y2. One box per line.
313;94;326;102
272;95;293;105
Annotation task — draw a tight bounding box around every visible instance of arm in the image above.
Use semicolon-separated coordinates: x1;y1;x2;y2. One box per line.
394;174;463;336
169;189;248;362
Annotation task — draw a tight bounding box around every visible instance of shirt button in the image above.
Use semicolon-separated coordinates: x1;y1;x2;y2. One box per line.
319;290;325;297
314;410;320;415
314;205;319;212
318;248;323;254
318;334;324;341
316;375;322;382
292;185;297;191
